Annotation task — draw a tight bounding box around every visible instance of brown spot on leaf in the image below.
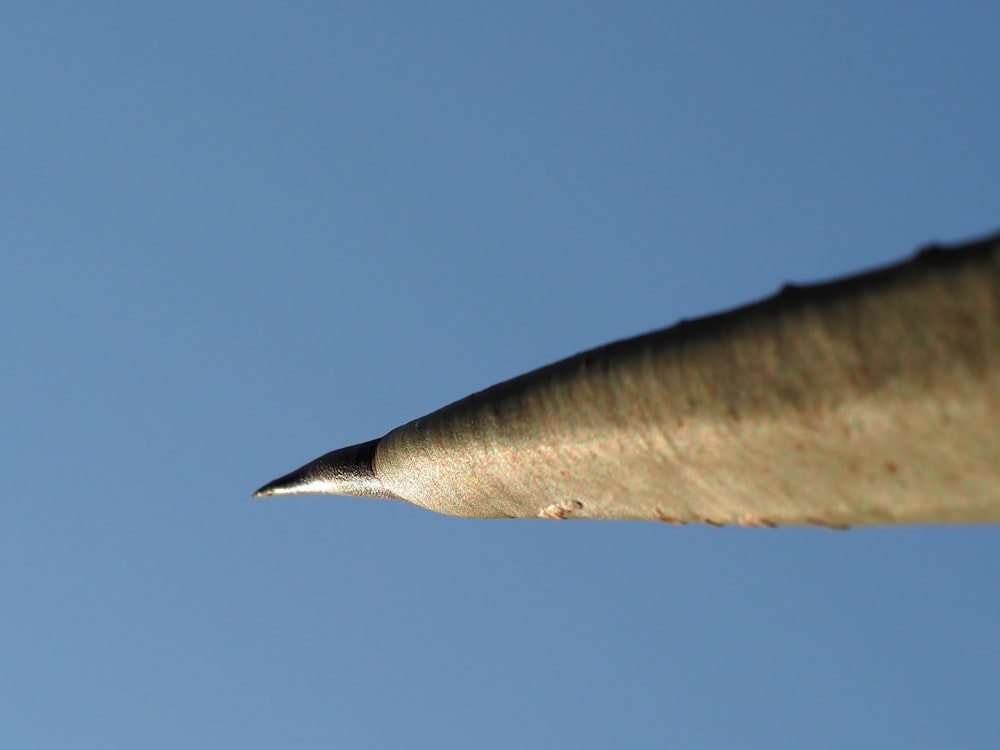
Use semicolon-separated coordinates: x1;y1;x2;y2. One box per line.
740;514;777;528
537;500;584;520
653;508;687;524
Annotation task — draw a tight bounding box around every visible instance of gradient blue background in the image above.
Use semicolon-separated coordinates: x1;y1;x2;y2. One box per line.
3;3;999;747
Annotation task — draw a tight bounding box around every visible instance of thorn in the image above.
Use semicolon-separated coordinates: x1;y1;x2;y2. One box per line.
252;438;390;499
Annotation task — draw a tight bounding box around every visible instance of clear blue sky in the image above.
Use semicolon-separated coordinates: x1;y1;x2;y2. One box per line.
3;3;998;747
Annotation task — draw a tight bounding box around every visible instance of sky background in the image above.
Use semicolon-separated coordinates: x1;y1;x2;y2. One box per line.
3;2;999;748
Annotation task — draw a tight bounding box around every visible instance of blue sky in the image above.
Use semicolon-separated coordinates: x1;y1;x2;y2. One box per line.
3;2;998;747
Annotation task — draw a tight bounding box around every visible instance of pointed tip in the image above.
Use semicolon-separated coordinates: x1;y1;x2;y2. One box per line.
251;483;281;498
251;438;391;500
251;464;320;498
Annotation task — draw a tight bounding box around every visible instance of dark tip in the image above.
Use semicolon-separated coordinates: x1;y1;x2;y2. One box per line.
252;438;390;499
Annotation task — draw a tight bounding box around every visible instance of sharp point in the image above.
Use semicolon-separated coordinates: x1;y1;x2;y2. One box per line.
251;438;388;500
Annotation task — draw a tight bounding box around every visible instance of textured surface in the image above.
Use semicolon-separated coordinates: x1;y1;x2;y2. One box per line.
9;5;1000;746
256;231;1000;525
